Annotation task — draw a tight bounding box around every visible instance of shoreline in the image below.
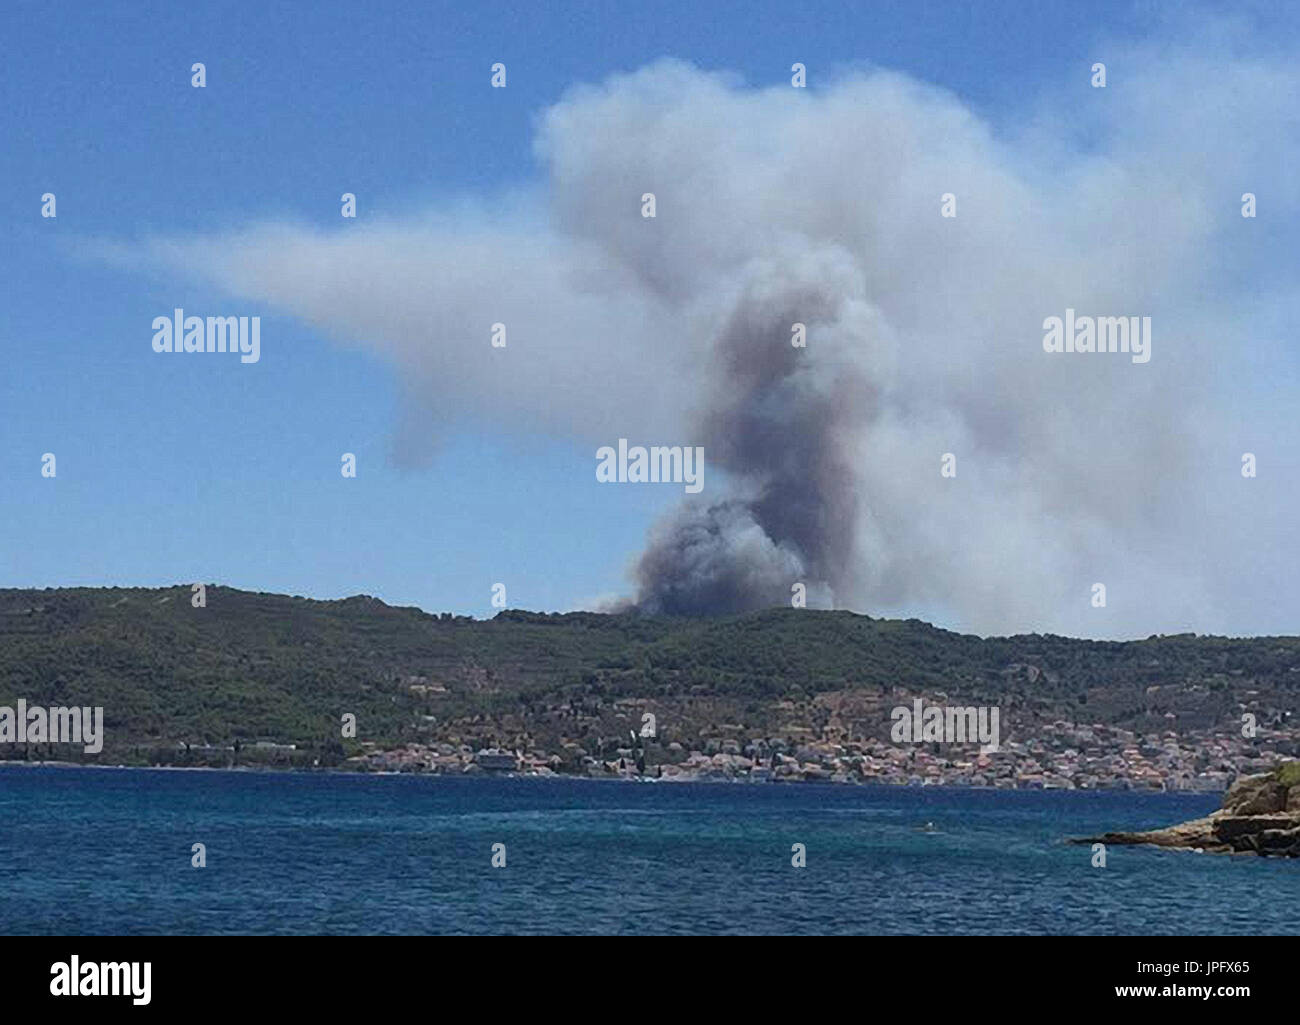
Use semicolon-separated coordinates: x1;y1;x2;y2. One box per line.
1071;764;1300;857
0;759;1229;793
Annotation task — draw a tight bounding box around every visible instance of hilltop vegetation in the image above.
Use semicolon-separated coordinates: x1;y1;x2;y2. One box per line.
0;585;1297;769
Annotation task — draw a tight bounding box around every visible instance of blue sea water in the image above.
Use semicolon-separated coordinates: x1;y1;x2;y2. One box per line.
1;766;1293;935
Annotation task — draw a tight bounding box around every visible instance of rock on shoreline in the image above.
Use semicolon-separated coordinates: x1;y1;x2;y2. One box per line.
1074;762;1300;856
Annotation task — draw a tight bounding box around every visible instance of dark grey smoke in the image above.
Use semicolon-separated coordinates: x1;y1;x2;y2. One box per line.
633;278;874;614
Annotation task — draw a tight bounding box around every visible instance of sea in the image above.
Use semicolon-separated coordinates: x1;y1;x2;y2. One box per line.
1;765;1292;935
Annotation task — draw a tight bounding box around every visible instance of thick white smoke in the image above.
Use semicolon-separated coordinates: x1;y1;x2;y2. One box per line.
119;30;1300;636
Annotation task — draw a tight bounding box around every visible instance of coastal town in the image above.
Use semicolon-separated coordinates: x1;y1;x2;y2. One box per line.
349;714;1297;792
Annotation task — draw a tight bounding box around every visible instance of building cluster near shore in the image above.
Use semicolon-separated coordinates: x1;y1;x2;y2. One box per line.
349;718;1297;792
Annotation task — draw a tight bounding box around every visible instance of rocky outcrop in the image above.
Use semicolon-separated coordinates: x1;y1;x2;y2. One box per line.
1075;762;1300;856
1223;771;1288;815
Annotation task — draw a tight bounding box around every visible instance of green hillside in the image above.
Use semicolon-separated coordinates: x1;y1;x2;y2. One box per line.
1;585;1297;770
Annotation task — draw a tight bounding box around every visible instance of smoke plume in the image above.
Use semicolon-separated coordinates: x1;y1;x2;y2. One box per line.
116;27;1300;636
633;256;877;613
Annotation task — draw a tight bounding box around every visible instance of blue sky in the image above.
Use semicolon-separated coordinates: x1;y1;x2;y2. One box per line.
2;1;1297;634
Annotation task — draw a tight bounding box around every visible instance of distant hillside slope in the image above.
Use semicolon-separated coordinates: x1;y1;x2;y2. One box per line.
0;585;1297;767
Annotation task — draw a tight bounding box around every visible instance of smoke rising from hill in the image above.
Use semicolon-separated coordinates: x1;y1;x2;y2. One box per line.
122;31;1300;635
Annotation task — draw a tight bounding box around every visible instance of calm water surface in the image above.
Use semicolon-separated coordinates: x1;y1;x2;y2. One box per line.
2;766;1292;934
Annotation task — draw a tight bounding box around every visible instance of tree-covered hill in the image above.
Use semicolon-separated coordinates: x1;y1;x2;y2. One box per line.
1;585;1297;768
